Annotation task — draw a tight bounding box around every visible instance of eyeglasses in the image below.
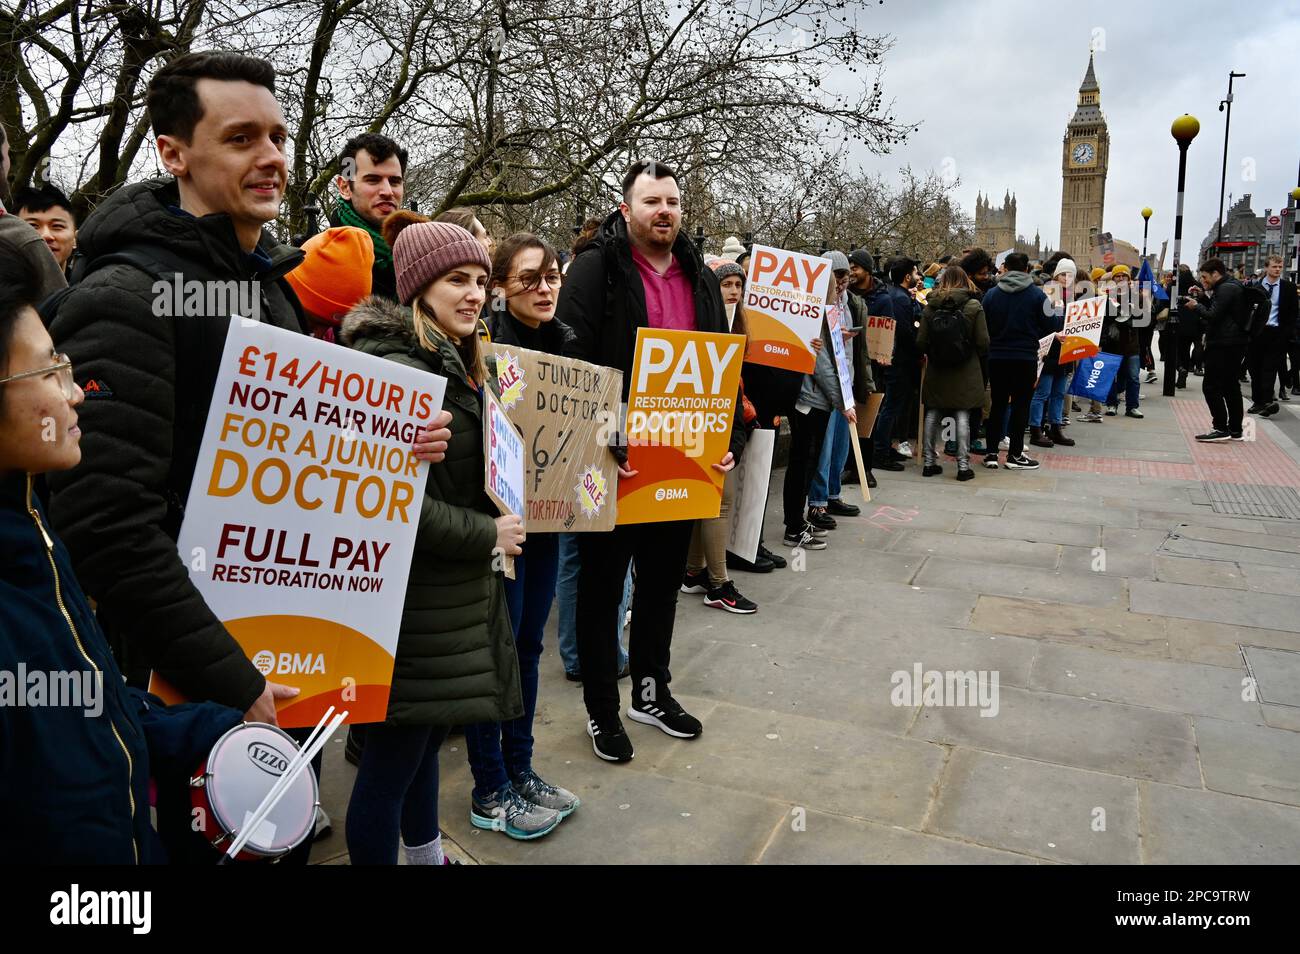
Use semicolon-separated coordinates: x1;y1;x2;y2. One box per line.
513;270;563;291
0;354;77;400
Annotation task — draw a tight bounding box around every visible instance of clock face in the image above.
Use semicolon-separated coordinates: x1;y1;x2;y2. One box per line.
1072;142;1095;165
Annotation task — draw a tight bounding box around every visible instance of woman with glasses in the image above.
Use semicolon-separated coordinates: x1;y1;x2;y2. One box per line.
459;232;582;839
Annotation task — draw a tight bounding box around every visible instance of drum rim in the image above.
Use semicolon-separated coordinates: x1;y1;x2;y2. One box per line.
204;721;319;855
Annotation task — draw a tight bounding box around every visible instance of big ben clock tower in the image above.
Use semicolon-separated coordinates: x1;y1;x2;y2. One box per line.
1059;53;1109;266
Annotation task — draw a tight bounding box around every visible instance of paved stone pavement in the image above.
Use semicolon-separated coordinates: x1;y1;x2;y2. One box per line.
312;372;1300;865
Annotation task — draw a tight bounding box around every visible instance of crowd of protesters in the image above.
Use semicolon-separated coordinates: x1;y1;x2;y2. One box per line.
3;49;1298;865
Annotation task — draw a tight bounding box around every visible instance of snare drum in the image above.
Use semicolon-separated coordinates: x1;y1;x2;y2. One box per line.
190;722;319;862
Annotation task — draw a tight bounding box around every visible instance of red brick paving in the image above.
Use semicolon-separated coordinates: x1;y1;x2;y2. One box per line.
1027;399;1300;488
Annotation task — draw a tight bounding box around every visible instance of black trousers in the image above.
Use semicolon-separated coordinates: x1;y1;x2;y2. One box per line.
986;358;1037;458
784;406;831;534
1203;343;1247;434
576;519;693;722
1281;337;1300;392
1248;327;1283;405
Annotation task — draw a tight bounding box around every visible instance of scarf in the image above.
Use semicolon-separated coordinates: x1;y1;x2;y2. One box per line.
334;199;392;270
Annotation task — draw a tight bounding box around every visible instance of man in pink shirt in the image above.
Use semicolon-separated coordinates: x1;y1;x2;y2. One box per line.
558;160;744;763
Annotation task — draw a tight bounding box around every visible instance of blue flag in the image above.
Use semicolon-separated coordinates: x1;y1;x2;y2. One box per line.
1138;258;1168;303
1069;352;1123;400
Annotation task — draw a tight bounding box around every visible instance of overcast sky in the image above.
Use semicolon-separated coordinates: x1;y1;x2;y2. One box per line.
844;0;1300;258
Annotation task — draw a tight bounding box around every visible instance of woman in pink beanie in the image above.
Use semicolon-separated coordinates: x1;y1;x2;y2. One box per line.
340;211;529;864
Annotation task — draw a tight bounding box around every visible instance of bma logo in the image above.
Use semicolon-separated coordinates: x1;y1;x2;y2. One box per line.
654;487;689;501
252;649;326;675
763;343;790;355
1085;359;1106;389
246;741;291;776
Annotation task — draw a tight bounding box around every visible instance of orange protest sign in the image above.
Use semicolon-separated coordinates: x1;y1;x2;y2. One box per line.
1059;295;1106;363
741;244;830;373
617;328;745;524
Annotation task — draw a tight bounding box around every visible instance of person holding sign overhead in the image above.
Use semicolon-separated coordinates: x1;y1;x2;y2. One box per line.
558;160;745;764
340;213;529;862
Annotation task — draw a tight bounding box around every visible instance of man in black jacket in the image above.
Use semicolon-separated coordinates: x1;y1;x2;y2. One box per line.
329;132;407;301
1249;255;1298;413
557;160;740;763
1182;257;1250;441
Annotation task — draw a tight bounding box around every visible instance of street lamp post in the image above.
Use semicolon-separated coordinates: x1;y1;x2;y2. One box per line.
1216;71;1246;247
1141;207;1153;260
1165;114;1201;398
1291;184;1300;284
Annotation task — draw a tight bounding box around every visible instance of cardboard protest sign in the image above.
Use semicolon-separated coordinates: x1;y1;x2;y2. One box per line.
1059;295;1106;363
826;303;856;410
1036;332;1057;380
484;388;526;580
742;245;830;373
488;345;621;532
726;429;775;562
865;313;896;365
150;318;445;727
855;393;885;438
618;328;745;524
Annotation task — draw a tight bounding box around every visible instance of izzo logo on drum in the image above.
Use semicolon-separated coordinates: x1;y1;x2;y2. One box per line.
252;649;326;675
247;741;292;776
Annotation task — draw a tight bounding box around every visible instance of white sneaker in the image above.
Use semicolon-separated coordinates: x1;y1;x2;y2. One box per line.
998;436;1010;450
896;441;913;458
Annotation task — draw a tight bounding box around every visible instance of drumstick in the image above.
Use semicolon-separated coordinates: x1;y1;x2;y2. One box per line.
222;710;347;863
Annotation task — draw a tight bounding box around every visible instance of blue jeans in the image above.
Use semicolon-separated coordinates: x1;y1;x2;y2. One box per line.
463;533;559;800
345;722;449;864
873;364;911;457
1108;354;1141;410
809;413;852;507
556;532;629;676
1030;370;1070;426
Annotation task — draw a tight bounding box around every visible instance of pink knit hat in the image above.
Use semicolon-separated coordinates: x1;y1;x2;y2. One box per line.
389;215;492;305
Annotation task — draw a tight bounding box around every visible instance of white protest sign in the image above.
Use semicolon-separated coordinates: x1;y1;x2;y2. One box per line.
726;429;775;563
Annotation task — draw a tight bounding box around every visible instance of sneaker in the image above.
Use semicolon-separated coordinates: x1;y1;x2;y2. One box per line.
1146;371;1158;383
895;441;914;458
1279;393;1290;403
1193;367;1204;377
627;695;702;739
1060;416;1071;426
956;468;975;482
471;784;562;839
1195;429;1232;443
983;454;1000;469
877;459;905;472
1247;403;1264;414
1261;402;1281;417
1081;412;1103;423
1125;408;1144;419
806;520;829;538
806;506;837;531
826;498;860;517
1230;432;1245;441
1071;400;1082;412
782;527;827;550
704;580;758;614
680;567;709;594
922;464;943;477
586;717;634;762
998;436;1010;450
511;770;580;819
1004;454;1040;470
1105;406;1118;416
757;544;787;569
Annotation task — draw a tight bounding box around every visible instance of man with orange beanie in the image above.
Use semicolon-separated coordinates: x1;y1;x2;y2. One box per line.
285;226;374;341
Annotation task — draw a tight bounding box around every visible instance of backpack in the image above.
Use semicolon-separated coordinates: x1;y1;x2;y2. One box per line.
1241;283;1272;338
926;301;974;368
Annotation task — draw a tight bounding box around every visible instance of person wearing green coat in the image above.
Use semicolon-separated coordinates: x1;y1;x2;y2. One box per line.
916;266;991;479
340;213;525;865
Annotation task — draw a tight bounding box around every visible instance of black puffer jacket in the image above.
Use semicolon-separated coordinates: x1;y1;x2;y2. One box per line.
1195;276;1250;348
46;178;306;711
557;210;746;462
341;297;522;726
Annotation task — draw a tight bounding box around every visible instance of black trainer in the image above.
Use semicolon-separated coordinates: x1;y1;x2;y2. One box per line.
1195;429;1232;442
826;498;860;517
704;580;758;614
1261;403;1281;417
806;506;837;530
627;695;702;739
680;567;709;594
586;717;634;762
757;544;787;569
725;550;775;573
